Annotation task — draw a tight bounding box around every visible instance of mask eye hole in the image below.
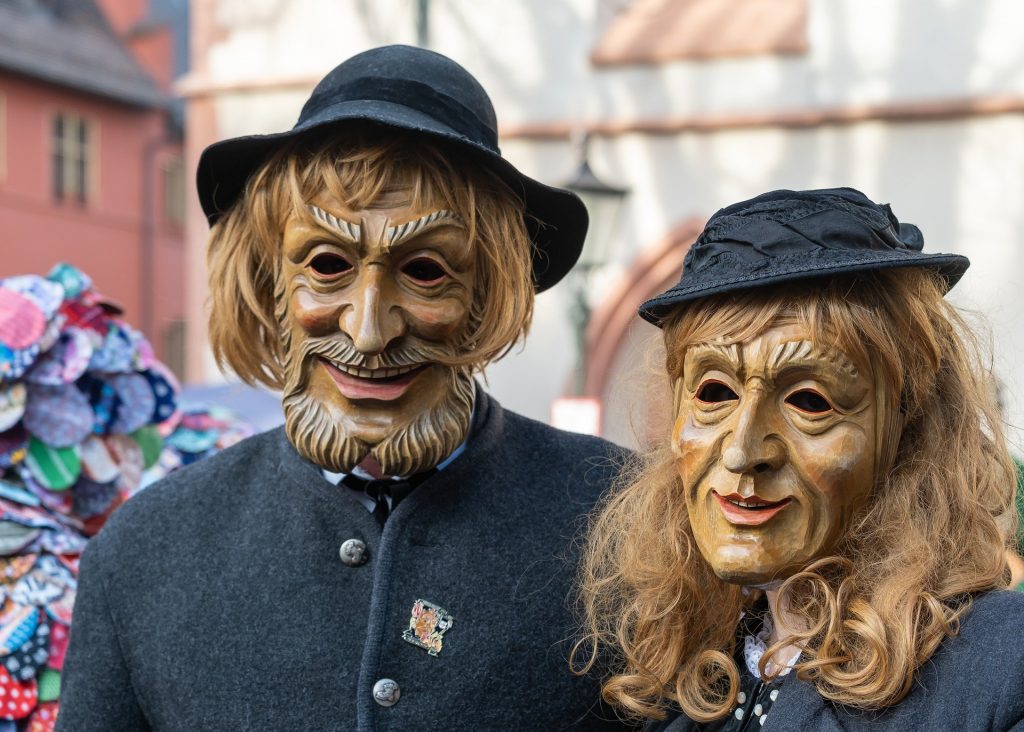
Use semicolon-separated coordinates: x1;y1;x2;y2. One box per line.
786;389;833;414
309;253;353;277
402;258;448;285
695;380;739;404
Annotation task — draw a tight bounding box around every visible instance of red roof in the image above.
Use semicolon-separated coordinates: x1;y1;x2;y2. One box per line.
0;0;165;108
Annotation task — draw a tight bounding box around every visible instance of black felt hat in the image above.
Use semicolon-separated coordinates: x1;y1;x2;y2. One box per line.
196;45;587;293
639;187;970;326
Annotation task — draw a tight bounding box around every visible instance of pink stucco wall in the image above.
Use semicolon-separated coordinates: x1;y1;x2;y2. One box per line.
0;71;185;371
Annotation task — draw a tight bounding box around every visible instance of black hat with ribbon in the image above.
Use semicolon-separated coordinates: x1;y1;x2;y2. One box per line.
639;187;969;326
196;44;587;293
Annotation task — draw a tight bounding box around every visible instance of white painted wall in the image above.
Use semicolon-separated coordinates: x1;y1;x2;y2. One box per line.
494;114;1024;449
200;1;1024;135
192;0;1024;449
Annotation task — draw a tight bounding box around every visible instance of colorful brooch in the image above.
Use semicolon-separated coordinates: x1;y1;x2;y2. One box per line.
402;599;453;657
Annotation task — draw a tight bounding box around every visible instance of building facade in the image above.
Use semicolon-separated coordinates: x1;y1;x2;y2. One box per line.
0;0;187;374
181;0;1024;448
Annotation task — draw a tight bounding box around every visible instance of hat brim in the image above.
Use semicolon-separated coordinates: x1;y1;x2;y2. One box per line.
196;102;587;293
638;249;970;326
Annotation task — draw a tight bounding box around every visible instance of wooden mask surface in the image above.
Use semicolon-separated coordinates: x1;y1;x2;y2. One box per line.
672;323;885;587
277;187;477;476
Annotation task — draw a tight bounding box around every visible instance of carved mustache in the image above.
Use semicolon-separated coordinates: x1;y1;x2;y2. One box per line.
299;333;453;369
284;333;464;397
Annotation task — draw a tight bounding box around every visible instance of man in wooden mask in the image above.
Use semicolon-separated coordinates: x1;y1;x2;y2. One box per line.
59;46;629;731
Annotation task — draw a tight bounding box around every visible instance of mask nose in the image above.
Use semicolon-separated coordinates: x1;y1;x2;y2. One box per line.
340;268;404;356
721;391;785;474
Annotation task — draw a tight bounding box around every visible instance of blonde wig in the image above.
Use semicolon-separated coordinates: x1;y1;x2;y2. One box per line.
574;268;1016;722
206;125;535;388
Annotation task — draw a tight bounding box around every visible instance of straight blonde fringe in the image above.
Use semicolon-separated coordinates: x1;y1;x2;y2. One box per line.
574;268;1016;722
206;125;535;388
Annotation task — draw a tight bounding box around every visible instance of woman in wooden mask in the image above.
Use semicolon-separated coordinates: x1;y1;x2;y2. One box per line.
575;188;1024;731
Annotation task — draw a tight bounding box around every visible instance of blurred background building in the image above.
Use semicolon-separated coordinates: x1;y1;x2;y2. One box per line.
3;0;1023;448
0;0;189;374
178;0;1024;448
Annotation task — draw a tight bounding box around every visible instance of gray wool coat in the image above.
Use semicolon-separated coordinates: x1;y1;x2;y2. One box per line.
649;590;1024;732
56;391;633;731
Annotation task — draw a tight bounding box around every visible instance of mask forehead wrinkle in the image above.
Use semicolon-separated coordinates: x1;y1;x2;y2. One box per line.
386;209;465;252
684;341;743;386
765;338;861;382
306;204;361;243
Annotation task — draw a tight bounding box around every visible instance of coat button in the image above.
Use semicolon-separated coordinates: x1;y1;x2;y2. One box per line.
339;539;368;567
372;678;400;707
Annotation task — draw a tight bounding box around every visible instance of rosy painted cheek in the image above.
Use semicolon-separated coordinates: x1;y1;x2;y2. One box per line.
291;291;342;334
406;301;468;339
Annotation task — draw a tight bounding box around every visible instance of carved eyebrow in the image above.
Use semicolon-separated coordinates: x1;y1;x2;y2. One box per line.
386;209;465;251
304;205;464;251
682;342;742;384
307;204;360;243
687;342;742;365
768;339;861;380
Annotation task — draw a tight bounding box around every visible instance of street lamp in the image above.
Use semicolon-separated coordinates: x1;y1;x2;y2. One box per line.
561;132;629;397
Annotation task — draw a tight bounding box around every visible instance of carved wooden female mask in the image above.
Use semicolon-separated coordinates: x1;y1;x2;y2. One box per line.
277;186;477;476
673;322;886;587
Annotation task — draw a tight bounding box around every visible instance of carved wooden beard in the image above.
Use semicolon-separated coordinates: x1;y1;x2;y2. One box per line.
274;266;477;479
275;186;483;476
278;301;476;476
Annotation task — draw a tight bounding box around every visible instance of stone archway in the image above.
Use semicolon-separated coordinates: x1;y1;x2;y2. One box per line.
581;217;705;444
583;217;704;397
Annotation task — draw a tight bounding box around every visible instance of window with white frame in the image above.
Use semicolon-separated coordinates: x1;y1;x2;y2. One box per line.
52;112;93;203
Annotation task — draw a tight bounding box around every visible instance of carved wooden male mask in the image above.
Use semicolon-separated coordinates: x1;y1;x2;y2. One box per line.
277;187;477;476
672;323;889;587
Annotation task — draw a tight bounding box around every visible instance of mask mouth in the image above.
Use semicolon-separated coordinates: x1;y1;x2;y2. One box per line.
713;491;793;526
322;357;429;382
318;358;432;401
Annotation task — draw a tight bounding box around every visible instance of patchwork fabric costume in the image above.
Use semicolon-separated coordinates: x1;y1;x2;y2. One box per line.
0;265;251;731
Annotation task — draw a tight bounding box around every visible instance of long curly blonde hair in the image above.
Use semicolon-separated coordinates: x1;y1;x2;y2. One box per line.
574;268;1016;722
206;124;534;389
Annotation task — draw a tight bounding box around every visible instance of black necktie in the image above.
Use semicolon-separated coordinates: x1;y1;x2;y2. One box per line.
341;469;436;525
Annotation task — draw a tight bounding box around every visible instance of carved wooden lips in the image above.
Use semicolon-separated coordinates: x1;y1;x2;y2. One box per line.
712;492;793;526
319;358;429;401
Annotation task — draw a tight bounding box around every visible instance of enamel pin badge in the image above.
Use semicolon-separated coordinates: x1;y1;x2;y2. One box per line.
402;599;453;656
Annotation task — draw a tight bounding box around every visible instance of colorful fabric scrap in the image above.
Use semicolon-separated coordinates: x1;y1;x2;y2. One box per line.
0;264;255;729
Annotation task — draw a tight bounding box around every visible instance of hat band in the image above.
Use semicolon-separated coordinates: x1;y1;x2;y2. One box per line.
298;76;499;152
